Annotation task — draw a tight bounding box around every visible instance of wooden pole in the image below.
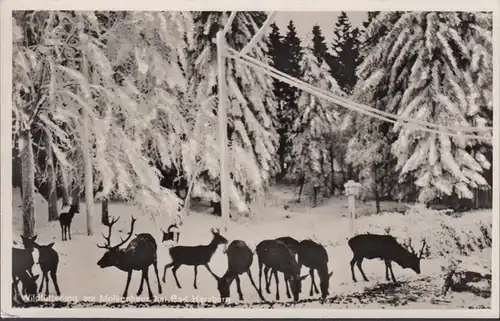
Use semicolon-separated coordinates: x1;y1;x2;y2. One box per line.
217;31;230;232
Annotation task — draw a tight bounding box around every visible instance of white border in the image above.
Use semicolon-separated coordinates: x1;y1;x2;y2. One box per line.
1;0;499;318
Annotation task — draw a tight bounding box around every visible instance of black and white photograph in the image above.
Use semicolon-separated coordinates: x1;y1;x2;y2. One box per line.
1;0;498;318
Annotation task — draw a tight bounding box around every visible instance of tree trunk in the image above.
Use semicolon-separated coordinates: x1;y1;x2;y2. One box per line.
312;186;318;208
19;130;35;237
101;198;109;225
81;110;94;236
45;133;59;221
71;174;81;211
59;165;70;207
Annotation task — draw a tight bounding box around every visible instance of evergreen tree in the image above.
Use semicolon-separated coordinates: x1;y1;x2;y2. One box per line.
187;12;279;213
288;47;342;206
311;25;330;64
354;12;492;203
277;20;303;176
330;12;361;94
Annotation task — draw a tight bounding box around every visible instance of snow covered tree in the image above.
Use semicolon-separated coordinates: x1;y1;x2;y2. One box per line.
355;12;493;203
330;12;362;94
288;47;342;206
186;12;279;214
311;25;330;64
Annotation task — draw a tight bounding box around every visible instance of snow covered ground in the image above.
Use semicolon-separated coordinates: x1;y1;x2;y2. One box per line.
10;186;492;309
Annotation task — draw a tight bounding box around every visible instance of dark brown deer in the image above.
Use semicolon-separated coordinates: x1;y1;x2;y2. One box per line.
97;216;162;301
348;234;428;282
161;223;180;243
162;228;228;289
297;239;333;299
12;235;37;294
264;236;300;295
59;204;79;241
34;241;61;296
215;240;265;303
256;239;308;301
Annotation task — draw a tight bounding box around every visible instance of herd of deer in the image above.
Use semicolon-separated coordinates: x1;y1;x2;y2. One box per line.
12;208;430;306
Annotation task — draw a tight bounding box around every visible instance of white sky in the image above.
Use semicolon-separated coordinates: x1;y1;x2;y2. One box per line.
273;11;367;46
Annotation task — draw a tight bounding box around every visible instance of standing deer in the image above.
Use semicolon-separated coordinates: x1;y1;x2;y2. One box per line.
97;216;162;301
256;239;308;301
59;204;79;241
264;236;300;295
348;234;428;282
296;239;333;299
12;235;37;294
215;240;265;303
34;241;61;296
161;223;180;243
162;228;228;289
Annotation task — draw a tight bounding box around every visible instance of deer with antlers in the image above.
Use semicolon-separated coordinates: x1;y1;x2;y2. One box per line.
348;234;428;283
161;223;180;243
96;216;162;301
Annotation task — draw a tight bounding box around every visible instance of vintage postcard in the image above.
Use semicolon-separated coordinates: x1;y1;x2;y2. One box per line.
1;0;499;318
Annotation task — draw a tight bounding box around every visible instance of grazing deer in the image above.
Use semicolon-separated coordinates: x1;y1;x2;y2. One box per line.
215;240;265;303
12;235;37;294
97;216;162;301
34;241;61;296
12;271;39;304
256;239;308;301
162;228;228;289
161;223;180;243
348;234;428;282
264;236;300;295
297;239;333;299
59;204;79;241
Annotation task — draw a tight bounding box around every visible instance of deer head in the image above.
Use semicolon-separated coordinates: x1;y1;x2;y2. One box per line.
20;235;37;252
210;228;228;251
319;270;334;300
402;237;429;274
97;216;136;268
288;273;309;302
161;223;179;243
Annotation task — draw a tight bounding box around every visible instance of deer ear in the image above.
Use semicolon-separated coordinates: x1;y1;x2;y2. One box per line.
48;242;55;248
33;274;40;281
328;271;333;279
32;235;37;241
300;274;309;281
20;235;26;240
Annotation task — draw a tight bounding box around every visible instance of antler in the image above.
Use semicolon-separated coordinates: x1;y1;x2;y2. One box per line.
167;223;178;233
403;238;417;255
418;237;428;259
113;216;137;249
211;228;220;234
97;216;120;249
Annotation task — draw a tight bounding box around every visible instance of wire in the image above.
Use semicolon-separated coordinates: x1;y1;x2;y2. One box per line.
227;47;493;135
237;12;278;57
229;53;492;142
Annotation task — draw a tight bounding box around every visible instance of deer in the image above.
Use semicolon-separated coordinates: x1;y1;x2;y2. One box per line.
34;241;61;296
12;271;39;304
58;204;79;241
263;236;300;295
215;240;265;303
256;239;308;301
161;223;180;243
348;233;428;283
12;235;37;294
296;239;333;300
162;228;228;289
96;216;162;301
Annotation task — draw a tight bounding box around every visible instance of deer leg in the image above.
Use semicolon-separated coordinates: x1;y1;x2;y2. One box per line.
44;271;50;296
50;270;61;296
309;269;315;296
172;264;182;289
356;258;369;282
388;261;397;282
39;272;46;294
285;275;291;299
273;270;280;301
247;269;265;301
152;261;162;294
68;223;72;240
60;224;64;241
193;266;198;289
235;275;244;300
143;267;154;301
122;271;132;299
312;269;320;294
384;260;390;281
203;263;218;280
258;261;263;294
264;266;272;294
162;262;174;283
350;256;357;282
137;272;145;296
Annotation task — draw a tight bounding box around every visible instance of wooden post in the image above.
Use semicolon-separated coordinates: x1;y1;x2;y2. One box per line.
217;31;230;232
344;180;361;236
